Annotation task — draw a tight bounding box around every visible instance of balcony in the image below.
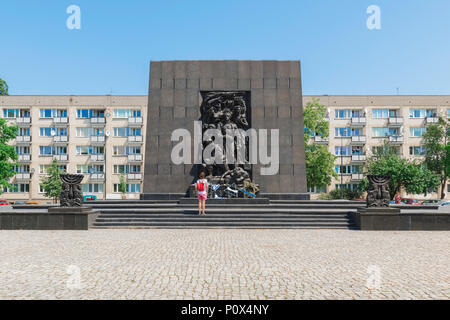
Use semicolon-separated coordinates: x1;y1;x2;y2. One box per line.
351;155;366;162
127;173;143;181
53;117;69;127
91;136;106;145
350;136;366;145
90;154;105;163
54;154;68;162
128;154;143;162
15;173;31;182
127;136;143;144
18;155;31;162
314;136;329;145
351;173;364;181
128;117;144;127
16;117;31;127
350;117;366;127
90;117;106;127
389;136;404;144
388;117;404;127
53;136;68;145
16;136;31;145
425;117;439;125
90;173;105;181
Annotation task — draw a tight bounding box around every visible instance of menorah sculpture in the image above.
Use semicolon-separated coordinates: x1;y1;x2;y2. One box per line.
60;174;84;207
366;175;392;207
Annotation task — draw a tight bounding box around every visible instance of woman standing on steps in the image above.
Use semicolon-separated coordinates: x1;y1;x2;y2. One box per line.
195;172;209;216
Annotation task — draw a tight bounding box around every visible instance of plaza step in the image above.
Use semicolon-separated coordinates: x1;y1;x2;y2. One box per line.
92;200;357;229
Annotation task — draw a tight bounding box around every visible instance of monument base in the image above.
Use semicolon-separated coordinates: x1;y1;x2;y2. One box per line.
353;207;450;231
0;207;98;230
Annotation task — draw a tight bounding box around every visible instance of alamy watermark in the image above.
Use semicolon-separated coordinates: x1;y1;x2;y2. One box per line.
366;265;382;290
171;121;280;176
66;5;81;30
366;5;381;30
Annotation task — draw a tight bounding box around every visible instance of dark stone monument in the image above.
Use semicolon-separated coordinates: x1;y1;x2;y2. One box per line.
142;60;309;200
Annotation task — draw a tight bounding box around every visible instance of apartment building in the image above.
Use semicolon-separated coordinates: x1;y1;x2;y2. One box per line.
304;95;450;199
0;95;449;202
0;95;147;202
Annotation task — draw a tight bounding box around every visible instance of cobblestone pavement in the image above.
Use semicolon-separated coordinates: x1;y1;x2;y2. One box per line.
0;230;448;300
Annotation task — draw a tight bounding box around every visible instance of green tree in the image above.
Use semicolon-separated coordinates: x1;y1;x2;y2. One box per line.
364;152;441;199
422;118;449;199
0;78;8;96
118;174;127;198
40;159;64;203
303;98;337;190
0;118;18;193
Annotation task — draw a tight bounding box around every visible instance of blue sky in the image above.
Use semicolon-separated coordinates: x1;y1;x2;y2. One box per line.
1;0;449;95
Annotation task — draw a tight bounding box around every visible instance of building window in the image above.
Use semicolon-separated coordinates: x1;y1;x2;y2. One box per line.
307;186;327;193
372;146;401;155
4;184;30;193
40;128;67;137
39;146;67;156
18;128;30;136
76;146;104;155
113;184;141;193
335;165;362;175
39;164;67;174
335;128;361;137
82;184;103;193
335;146;363;156
113;128;141;137
409;146;426;156
113;109;141;118
372;127;400;137
77;109;92;119
113;146;141;156
410;127;427;137
3;109;19;118
335;184;359;191
409;108;438;118
16;146;30;155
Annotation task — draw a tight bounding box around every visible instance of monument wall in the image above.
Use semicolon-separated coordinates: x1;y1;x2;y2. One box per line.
143;60;307;196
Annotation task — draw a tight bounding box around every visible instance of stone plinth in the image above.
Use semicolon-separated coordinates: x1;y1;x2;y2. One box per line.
353;207;450;231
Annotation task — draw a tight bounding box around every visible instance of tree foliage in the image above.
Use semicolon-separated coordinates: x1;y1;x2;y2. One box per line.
422;118;449;199
364;153;441;199
0;78;8;96
0;118;18;193
303;98;337;190
118;174;127;194
40;159;64;203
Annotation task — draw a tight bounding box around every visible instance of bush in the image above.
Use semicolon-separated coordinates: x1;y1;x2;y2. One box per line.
319;188;363;200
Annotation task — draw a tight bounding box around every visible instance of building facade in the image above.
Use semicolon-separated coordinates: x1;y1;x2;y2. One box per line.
0;95;449;202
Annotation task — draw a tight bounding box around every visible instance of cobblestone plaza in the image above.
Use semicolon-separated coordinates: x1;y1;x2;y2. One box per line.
0;229;448;300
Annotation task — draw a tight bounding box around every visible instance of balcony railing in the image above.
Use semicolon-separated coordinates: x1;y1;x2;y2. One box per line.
351;173;364;181
18;155;31;162
90;173;105;181
53;136;68;144
351;155;366;162
15;173;31;181
127;173;143;180
54;154;68;162
128;154;143;162
128;117;144;126
90;117;106;126
351;136;366;144
389;136;404;144
388;117;404;126
90;154;105;162
314;136;329;144
426;117;439;125
128;136;143;143
91;136;106;144
16;136;31;144
53;117;69;126
350;117;366;126
16;117;31;126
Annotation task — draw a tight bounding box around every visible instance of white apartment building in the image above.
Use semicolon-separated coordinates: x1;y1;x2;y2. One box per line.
304;95;450;200
0;95;147;203
0;95;449;202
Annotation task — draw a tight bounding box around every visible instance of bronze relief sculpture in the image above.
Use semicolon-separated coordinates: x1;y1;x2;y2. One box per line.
367;175;391;207
60;174;84;207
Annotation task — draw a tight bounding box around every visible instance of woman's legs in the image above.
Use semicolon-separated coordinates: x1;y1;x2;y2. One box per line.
198;200;202;215
202;199;206;215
